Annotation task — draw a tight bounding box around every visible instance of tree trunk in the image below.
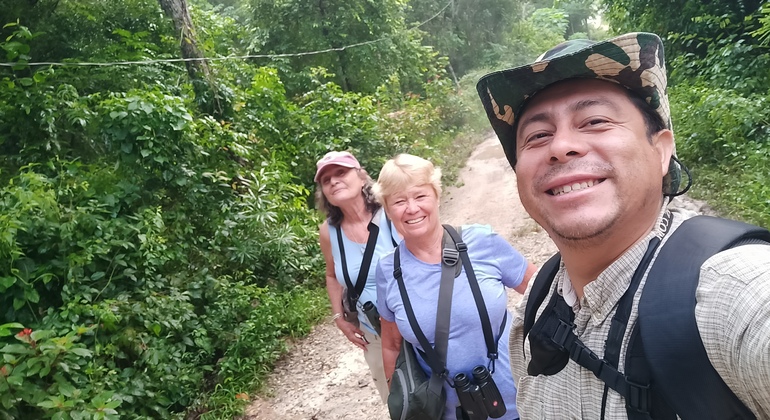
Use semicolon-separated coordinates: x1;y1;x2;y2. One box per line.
158;0;223;118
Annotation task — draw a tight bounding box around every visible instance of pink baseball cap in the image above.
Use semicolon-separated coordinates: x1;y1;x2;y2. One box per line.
314;151;361;182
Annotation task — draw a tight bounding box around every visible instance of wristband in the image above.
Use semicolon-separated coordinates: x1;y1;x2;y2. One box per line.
330;312;343;323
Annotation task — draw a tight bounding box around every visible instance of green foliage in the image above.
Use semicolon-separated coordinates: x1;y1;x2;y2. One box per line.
503;8;570;69
0;1;474;415
554;0;596;37
198;284;328;417
600;0;769;228
245;0;438;95
602;0;763;38
0;324;122;419
670;84;770;227
667;14;770;95
406;0;524;74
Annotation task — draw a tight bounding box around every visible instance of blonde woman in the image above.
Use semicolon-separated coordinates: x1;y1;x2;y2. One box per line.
373;154;536;420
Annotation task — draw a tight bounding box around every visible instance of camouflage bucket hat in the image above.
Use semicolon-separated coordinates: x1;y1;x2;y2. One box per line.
476;32;682;196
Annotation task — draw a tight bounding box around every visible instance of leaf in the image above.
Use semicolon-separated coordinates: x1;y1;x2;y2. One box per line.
23;288;39;303
58;381;76;397
0;323;24;338
0;276;16;291
5;374;22;386
70;348;93;358
12;298;24;310
1;344;34;355
90;271;105;281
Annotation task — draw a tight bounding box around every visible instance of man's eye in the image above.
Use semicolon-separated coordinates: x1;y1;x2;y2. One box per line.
585;118;608;127
524;132;550;144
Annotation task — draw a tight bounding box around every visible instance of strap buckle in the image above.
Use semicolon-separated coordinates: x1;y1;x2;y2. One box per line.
442;247;459;266
552;318;574;351
625;379;651;414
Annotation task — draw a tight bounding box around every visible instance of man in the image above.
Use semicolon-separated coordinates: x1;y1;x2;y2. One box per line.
476;32;770;418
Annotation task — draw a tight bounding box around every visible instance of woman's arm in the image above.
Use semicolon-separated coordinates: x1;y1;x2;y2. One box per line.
319;222;367;350
380;318;403;389
514;261;538;294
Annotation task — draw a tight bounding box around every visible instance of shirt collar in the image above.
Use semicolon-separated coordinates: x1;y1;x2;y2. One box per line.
557;204;671;323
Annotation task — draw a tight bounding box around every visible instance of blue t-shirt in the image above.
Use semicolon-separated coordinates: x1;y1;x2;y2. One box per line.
376;224;527;420
330;209;400;335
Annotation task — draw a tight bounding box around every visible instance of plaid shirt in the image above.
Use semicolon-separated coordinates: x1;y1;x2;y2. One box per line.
510;207;770;419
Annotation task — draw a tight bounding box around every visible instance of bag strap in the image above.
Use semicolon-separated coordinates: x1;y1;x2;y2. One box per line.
442;225;506;370
433;227;460;371
523;215;769;419
394;243;451;378
522;253;561;352
385;213;399;247
633;215;769;420
336;217;380;309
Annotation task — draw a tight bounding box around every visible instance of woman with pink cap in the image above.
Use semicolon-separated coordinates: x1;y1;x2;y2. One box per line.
315;151;400;402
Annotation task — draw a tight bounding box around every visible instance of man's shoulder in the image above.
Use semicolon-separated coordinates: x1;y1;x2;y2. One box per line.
703;242;770;282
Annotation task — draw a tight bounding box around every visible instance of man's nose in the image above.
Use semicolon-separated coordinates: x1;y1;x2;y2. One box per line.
549;129;585;163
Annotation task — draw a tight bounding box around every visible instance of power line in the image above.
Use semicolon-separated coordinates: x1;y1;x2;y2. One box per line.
0;0;452;69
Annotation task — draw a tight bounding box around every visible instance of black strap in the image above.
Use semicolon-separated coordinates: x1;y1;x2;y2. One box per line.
442;225;506;371
433;229;458;371
336;218;380;309
523;253;561;353
524;215;769;419
385;213;399;247
635;216;769;420
601;211;672;418
393;237;454;378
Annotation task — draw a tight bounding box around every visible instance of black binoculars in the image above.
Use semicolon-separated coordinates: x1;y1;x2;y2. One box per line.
362;301;381;335
454;365;506;420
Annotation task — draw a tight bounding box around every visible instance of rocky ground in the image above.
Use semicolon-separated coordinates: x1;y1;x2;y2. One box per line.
242;133;715;420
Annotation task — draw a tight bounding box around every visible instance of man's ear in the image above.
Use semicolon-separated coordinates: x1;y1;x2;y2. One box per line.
652;129;675;176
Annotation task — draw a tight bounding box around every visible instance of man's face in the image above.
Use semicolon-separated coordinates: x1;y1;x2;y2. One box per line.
514;79;673;246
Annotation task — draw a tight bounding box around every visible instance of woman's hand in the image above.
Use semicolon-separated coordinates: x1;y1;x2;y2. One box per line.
334;318;368;350
380;319;402;389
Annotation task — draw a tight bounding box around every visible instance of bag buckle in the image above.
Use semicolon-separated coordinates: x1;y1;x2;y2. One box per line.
442;248;459;266
626;379;651;414
552;319;574;350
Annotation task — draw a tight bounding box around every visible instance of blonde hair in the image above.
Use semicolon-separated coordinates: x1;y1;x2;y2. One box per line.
373;154;442;205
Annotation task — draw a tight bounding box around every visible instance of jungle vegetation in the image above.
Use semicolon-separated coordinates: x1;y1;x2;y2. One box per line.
0;0;768;418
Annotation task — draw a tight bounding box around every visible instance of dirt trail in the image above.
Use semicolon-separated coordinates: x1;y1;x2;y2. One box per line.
243;133;713;420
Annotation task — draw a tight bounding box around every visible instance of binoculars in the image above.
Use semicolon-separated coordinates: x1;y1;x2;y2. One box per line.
362;301;381;335
454;365;506;420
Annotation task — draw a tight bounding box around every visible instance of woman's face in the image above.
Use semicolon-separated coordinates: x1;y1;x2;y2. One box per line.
319;165;365;207
385;183;441;243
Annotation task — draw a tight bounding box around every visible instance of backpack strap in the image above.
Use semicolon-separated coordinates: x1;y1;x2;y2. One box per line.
634;216;770;419
337;219;380;309
443;225;507;371
521;215;769;418
392;226;464;380
522;253;562;352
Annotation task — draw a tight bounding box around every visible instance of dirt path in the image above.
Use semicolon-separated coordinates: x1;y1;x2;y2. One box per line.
242;133;714;420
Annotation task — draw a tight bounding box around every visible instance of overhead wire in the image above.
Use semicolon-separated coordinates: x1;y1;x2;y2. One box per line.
0;0;452;68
